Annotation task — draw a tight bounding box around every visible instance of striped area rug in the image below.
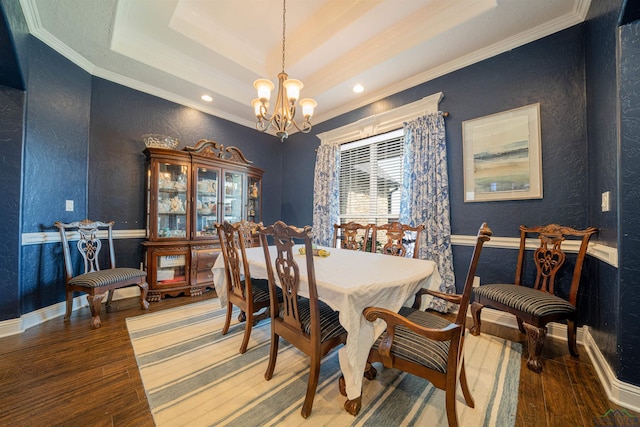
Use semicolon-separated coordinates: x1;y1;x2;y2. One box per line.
126;299;521;427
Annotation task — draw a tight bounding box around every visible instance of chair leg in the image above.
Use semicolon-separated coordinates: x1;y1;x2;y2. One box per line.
138;282;150;310
264;332;279;381
221;303;233;335
522;322;547;373
469;302;483;336
567;318;579;358
239;311;253;354
459;357;475;408
104;289;115;311
516;317;526;334
444;379;459;427
86;293;104;329
64;289;74;322
301;353;320;418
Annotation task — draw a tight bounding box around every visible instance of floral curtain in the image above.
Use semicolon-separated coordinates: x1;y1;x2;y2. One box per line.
312;143;340;246
400;113;455;313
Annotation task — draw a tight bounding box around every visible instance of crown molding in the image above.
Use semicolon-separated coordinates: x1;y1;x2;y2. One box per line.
317;92;443;146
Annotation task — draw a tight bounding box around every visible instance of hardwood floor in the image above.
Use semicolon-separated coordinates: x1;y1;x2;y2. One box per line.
0;291;629;426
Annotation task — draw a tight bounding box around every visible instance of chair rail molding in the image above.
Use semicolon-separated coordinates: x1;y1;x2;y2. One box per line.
451;234;618;268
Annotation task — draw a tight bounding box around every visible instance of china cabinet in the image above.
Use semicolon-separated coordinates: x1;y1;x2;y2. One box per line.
142;139;263;301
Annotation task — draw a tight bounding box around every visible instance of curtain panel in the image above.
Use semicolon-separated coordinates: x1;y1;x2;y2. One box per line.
400;113;455;312
312;144;340;246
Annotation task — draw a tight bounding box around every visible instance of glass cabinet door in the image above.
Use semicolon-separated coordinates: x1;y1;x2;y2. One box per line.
247;176;261;223
223;171;245;223
157;162;188;238
195;165;220;238
155;252;187;286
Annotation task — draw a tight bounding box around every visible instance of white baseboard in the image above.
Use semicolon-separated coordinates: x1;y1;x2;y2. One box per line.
0;287;141;338
583;326;640;413
467;308;640;412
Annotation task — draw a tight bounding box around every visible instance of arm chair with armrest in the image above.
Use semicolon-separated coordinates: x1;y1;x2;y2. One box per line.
55;219;149;329
361;223;491;426
216;220;278;354
470;224;597;373
373;221;425;258
259;221;348;419
332;222;373;252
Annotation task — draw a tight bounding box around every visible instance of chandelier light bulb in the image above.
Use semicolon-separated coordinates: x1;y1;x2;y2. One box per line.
254;79;274;102
299;98;317;118
283;79;303;103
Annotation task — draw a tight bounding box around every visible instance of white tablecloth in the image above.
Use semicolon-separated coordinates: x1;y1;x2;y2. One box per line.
212;245;442;400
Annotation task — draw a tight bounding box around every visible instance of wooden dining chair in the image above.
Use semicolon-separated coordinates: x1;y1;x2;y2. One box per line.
258;221;348;419
216;220;278;354
55;219;149;329
470;224;597;373
236;219;263;248
361;223;491;426
373;221;425;258
332;222;373;251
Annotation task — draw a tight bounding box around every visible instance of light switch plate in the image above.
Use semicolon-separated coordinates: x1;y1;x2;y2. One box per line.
601;191;610;212
65;200;74;212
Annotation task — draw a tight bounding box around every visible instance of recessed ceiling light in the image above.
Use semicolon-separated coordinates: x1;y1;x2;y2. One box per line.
201;95;213;102
353;84;364;93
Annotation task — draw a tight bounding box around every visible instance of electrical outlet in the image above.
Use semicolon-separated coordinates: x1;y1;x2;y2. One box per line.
473;276;480;288
65;200;74;212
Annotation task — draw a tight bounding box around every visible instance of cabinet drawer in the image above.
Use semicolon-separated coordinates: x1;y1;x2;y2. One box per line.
196;270;214;284
196;250;220;270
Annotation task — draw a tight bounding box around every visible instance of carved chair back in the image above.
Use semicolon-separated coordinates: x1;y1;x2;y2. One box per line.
236;220;263;248
217;221;252;300
373;221;425;258
259;221;317;335
332;222;373;251
515;224;597;306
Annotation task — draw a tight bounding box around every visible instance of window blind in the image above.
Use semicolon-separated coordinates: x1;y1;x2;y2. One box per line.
339;130;404;225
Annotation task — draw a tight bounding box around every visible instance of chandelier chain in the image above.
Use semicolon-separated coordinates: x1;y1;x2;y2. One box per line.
281;0;286;73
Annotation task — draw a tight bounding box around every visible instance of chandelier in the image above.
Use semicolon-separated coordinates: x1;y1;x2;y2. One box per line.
251;0;317;141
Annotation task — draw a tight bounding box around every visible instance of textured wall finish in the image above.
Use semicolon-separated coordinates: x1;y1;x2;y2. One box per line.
584;0;624;379
618;20;640;386
0;86;24;321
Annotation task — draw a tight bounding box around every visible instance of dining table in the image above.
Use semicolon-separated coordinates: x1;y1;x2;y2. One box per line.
211;244;442;413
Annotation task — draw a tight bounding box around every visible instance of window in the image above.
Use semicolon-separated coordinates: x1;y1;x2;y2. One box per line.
339;129;404;226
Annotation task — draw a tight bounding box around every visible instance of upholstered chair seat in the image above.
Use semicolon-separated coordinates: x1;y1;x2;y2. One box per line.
473;284;575;318
371;307;451;373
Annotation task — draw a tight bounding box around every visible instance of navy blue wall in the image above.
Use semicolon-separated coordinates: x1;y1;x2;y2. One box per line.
0;0;27;321
584;0;623;380
618;18;640;386
284;26;589;290
0;86;23;320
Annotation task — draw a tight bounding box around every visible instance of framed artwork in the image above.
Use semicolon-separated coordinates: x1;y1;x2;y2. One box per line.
462;103;542;202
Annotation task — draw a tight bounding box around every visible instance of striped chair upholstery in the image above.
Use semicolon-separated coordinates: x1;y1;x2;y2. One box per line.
55;219;149;329
473;284;575;318
68;268;146;288
371;307;451;373
363;223;492;427
259;221;348;419
284;297;347;343
470;224;597;374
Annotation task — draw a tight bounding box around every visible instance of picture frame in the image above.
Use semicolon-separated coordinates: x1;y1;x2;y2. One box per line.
462;103;542;202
